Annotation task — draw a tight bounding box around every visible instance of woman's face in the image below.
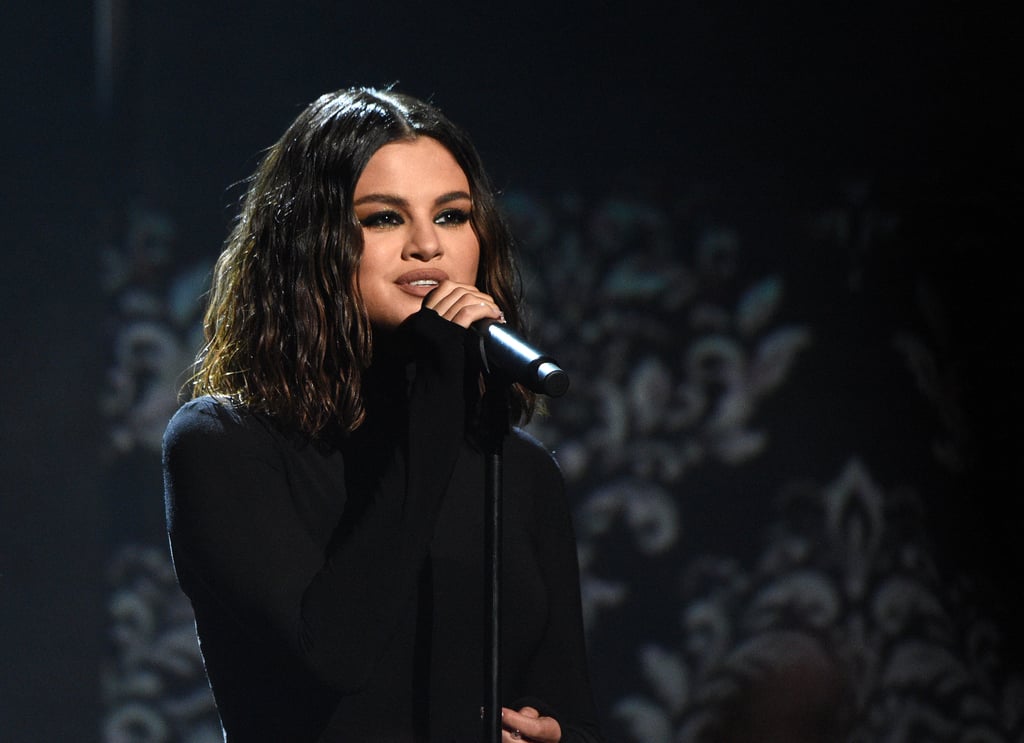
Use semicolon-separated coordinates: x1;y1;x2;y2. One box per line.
354;136;480;332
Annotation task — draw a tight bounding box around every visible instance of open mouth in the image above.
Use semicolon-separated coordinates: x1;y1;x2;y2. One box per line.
396;270;448;297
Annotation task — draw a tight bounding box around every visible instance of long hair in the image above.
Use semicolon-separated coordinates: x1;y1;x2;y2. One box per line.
191;87;535;435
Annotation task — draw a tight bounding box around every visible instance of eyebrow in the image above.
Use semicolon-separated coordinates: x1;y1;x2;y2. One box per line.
352;190;472;208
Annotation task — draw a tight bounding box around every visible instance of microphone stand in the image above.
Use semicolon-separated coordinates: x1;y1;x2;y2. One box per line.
480;373;510;743
475;328;568;742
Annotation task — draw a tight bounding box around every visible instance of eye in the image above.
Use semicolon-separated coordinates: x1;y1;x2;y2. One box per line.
434;208;471;226
359;210;404;229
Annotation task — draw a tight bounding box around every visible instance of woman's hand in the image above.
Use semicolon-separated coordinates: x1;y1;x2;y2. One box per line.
501;706;562;742
423;280;503;329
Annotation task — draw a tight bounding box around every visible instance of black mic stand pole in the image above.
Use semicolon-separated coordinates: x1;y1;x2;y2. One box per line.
480;372;510;743
476;329;569;742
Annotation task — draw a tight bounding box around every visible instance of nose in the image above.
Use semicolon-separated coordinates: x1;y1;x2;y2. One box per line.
402;220;443;261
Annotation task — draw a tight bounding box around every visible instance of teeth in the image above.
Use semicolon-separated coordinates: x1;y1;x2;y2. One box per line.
409;279;439;286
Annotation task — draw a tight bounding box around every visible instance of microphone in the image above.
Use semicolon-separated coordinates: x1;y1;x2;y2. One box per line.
471;320;570;397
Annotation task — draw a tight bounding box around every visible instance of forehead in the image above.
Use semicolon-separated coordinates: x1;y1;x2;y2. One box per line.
355;137;470;196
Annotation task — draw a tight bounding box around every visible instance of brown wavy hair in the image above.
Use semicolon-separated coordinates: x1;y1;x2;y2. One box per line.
191;87;535;435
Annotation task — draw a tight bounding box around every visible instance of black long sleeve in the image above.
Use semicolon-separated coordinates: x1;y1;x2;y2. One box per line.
165;311;466;691
163;309;603;741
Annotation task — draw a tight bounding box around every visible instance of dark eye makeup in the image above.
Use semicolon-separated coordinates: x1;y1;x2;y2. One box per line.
358;207;472;229
359;210;403;228
434;208;471;226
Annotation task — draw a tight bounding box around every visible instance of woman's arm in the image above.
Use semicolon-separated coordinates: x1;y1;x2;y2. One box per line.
163;308;470;694
504;433;606;743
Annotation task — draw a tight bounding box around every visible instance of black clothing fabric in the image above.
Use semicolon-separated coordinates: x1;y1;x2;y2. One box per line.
162;310;603;742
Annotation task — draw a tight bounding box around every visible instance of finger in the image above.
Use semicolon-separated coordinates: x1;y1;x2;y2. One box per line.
501;707;537;724
425;282;501;328
448;299;502;328
500;708;562;743
422;280;490;314
501;726;541;742
500;708;526;741
428;287;499;321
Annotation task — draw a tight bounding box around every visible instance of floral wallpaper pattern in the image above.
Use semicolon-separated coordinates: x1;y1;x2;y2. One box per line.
100;192;1023;741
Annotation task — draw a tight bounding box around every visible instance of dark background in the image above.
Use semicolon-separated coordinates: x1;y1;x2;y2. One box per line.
2;2;1020;740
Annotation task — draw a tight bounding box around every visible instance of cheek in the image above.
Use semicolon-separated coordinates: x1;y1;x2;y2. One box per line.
356;235;387;283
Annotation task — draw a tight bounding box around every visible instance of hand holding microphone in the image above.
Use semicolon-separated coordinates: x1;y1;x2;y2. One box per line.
422;281;569;397
471;319;569;397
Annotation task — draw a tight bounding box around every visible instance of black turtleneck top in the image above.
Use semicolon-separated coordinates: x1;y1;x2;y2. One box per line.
162;310;603;742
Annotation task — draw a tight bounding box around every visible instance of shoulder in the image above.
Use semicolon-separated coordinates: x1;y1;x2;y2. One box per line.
163;395;280;464
506;427;565;490
508;427;561;469
506;428;579;542
165;395;247;442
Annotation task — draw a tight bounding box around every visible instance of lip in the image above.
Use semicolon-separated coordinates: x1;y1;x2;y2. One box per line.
395;268;449;297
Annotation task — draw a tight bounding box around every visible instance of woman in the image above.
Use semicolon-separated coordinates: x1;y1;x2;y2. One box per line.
162;87;603;742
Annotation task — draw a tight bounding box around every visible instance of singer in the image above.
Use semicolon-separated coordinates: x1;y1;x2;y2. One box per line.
162;87;603;743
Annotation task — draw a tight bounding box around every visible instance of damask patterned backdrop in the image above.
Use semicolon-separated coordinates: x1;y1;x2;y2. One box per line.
2;2;1020;741
96;184;1023;743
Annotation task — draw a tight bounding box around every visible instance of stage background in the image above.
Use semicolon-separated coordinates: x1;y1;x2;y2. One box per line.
2;2;1021;741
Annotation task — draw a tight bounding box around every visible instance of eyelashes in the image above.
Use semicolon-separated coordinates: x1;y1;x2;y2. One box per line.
434;208;471;226
358;208;471;229
359;210;402;228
